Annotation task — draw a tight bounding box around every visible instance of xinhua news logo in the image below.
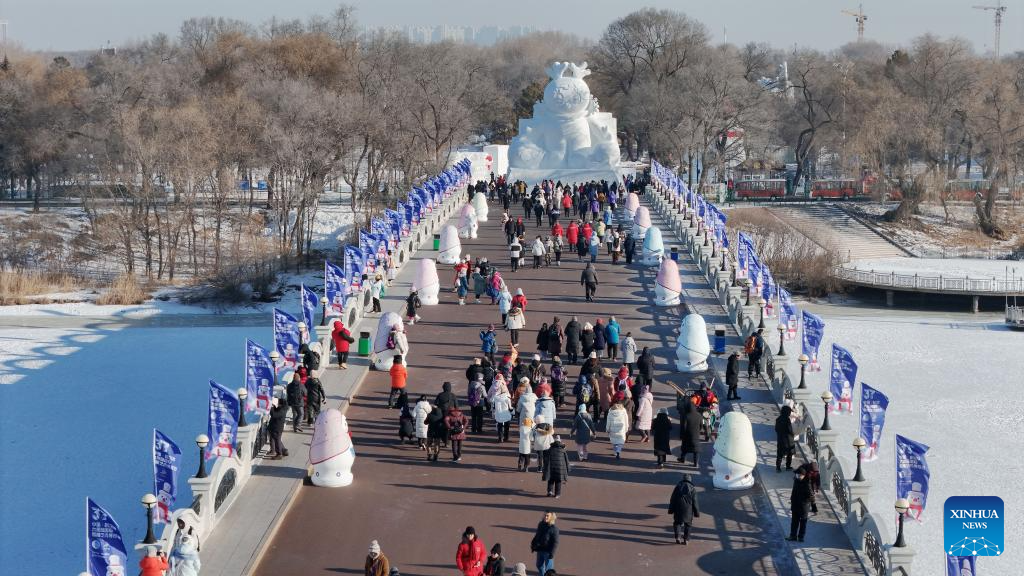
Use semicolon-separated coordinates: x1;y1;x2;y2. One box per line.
944;496;1004;558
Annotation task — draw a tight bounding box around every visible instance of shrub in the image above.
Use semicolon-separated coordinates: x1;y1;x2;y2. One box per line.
96;274;148;305
0;269;80;305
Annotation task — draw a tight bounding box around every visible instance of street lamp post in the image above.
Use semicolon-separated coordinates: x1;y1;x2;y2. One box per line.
852;437;867;481
745;279;753;306
141;493;158;544
820;391;834;431
893;499;909;547
236;388;248;427
269;350;280;386
721;247;728;270
777;324;787;356
320;296;329;326
798;354;809;389
195;434;209;479
758;298;767;329
297;321;307;345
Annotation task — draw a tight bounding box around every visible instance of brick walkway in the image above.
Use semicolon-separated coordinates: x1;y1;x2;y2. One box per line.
251;196;797;576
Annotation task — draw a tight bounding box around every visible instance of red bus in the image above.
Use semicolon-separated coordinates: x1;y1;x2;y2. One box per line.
810;179;864;200
734;179;787;200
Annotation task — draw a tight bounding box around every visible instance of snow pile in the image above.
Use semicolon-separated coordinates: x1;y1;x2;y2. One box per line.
310;196;355;252
783;304;1021;576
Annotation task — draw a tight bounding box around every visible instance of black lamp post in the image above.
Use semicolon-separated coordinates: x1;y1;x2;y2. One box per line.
236;388;248;428
820;391;833;431
757;298;767;329
297;321;307;345
195;434;209;479
141;493;158;544
798;354;809;389
721;247;728;269
893;499;909;547
320;296;329;326
852;437;867;481
745;279;753;306
777;323;786;356
269;350;280;386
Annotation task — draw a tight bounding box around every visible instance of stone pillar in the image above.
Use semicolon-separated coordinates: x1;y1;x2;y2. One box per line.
314;324;333;367
885;290;894;307
888;546;916;576
817;428;839;458
846;479;873;524
187;474;215;531
971;295;979;313
235;424;258;484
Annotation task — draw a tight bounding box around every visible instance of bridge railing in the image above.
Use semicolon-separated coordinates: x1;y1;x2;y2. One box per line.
836;266;1024;294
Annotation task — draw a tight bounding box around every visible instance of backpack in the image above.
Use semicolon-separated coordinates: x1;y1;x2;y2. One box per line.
548;325;561;343
468;385;481;407
743;335;756;354
343;331;355;344
308;351;321;371
448;419;465;437
550;364;565;383
386;334;397;350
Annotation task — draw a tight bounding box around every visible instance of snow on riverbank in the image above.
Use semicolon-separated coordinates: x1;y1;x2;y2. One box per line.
844;257;1024;280
783;302;1021;576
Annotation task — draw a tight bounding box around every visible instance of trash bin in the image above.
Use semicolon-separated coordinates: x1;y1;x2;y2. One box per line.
432;233;440;250
357;331;371;357
713;325;726;355
670;247;679;262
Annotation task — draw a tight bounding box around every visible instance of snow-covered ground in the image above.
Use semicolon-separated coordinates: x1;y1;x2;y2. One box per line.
783;301;1022;575
844;257;1024;280
0;320;268;573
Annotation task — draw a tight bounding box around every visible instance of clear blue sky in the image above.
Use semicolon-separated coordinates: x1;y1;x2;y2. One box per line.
4;0;1021;55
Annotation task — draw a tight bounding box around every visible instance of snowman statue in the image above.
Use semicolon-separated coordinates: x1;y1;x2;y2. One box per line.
310;409;356;487
412;258;440;306
712;412;756;490
458;204;478;239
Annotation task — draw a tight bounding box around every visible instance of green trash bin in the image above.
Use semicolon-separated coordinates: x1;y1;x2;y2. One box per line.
433;233;440;250
357;331;371;357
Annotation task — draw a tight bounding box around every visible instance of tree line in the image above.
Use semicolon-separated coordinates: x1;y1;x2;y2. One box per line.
0;5;1020;285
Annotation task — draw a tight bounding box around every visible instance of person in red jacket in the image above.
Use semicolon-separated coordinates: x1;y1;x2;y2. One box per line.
456;526;486;576
566;221;579;246
582;221;593;240
388;356;407;408
511;288;528;311
551;221;564;239
138;547;168;576
331;320;355;369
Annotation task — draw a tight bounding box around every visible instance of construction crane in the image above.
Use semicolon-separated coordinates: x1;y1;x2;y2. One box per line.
842;4;868;42
973;1;1008;59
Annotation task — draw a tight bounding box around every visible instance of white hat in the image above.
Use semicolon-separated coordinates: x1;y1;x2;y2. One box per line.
369;540;381;554
533;354;541;361
512;563;528;576
589;351;597;359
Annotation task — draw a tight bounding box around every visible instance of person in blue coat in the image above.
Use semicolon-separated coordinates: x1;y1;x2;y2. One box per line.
605;316;621;361
480;324;497;364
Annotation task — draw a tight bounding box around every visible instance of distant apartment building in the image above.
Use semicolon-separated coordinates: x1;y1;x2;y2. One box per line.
372;24;538;45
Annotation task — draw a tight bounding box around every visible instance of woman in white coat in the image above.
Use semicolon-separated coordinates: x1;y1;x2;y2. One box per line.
491;380;514;443
518;416;535;472
516;379;537;425
606;402;630;459
635;388;654;443
505;305;527;348
621;332;638;375
392;324;409;365
413;395;431;450
497;288;513;326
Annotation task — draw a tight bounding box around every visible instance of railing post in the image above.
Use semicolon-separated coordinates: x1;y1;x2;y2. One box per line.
887;545;916;575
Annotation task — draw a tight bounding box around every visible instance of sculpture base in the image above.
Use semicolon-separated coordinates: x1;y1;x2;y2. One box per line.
311;449;355;488
655;286;681;307
507;167;623;186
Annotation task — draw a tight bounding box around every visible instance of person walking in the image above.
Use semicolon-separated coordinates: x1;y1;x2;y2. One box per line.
435;382;458;416
621;331;637;375
606;401;630;459
532;414;555;474
623;232;636;264
605;316;621;360
365;540;390;576
546;319;564;359
511;287;528;310
575;231;588;261
593;319;607;359
571;404;596;461
414;395;431;450
745;328;766;379
285;373;305;433
549;356;566;407
455;527;486;576
518;416;535;472
563;317;581;364
426;406;446;461
588;231;600;263
596;367;613;422
635;387;654;443
491;378;513;443
531;235;545;269
536;323;550;358
331;320;355;369
530;512;560;575
369;273;385;313
445;406;469;462
543;436;571;498
677;400;701;466
580;324;595;358
480;324;497;365
405;290;422;325
775;405;796;472
552;234;563;266
267;392;289;459
668;475;700;545
636;347;655;390
468;374;487;434
726;351;741;400
483;544;505;576
305;372;325;426
509;237;522;272
387;357;407;409
472;268;487;304
787;467;816;542
506;305;526;347
652;409;672;468
139;547;169;576
498;288;513;327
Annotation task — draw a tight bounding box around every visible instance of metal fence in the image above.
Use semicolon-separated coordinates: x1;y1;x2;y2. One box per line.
836;267;1024;294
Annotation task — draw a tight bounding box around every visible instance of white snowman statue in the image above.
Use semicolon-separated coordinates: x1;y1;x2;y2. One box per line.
633;206;651;239
642;226;664;266
471;192;489;222
372;312;407;371
654;258;682;306
412;258;440;306
675;313;710;373
712;412;756;490
437;224;461;265
624;192;640;219
458;204;478;239
310;408;356;487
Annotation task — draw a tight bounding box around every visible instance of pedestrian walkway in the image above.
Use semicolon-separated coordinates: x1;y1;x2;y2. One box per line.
251;195;800;575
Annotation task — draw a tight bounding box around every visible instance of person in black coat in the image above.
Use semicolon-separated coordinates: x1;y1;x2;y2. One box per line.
676;398;702;466
542;437;571;498
725;351;741;400
668;474;700;544
530;512;560;575
425;406;446;462
623;233;636;264
267;397;289;459
636;347;656;389
563;317;581;364
435;381;458;414
305;376;326;426
652;409;673;468
286;375;305;433
775;405;796;472
787;467;816;542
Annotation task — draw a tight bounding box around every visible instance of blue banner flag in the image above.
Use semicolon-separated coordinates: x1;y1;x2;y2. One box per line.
325;260;348;315
358;230;378;272
344;246;364;291
87;498;127;576
245;339;274;413
397;202;413;235
153;429;181;523
207;380;240;459
801;310;825;371
947;556;976;576
829;344;858;414
371;218;392;250
273;307;300;370
384;208;404;239
301;284;318;331
896;434;931;522
779;287;799;341
859;383;889;462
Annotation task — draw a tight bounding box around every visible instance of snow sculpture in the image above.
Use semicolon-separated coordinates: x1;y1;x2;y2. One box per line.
655;258;682;306
372;312;407;370
437;224;461;265
507;62;622;183
412;258;440;305
633;206;651;239
458;204;478;239
624;193;639;219
471;192;489;222
712;412;756;490
309;408;355;487
642;226;664;265
675;313;710;372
